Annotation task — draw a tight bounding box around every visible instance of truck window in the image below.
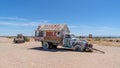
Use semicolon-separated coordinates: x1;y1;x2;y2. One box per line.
39;31;43;37
65;34;71;38
71;34;76;38
58;32;60;35
35;31;43;37
35;31;39;37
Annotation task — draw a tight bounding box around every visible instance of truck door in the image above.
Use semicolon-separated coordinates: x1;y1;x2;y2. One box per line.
63;34;71;47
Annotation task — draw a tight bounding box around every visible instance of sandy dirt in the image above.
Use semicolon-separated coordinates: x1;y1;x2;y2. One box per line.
0;37;120;68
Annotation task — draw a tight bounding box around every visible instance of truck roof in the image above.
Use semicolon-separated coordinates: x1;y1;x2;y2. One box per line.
36;24;70;33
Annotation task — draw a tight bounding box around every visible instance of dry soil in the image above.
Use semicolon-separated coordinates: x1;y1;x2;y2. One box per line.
0;37;120;68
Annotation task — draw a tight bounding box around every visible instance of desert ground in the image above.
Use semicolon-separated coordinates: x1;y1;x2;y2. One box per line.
0;37;120;68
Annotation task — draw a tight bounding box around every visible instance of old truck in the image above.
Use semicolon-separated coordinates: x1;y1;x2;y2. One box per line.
35;24;93;52
13;34;25;43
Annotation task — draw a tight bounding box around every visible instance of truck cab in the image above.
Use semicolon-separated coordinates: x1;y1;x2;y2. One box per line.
63;33;92;51
63;33;77;48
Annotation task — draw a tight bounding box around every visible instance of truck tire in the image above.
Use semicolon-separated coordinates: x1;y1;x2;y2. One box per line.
43;42;49;49
73;45;84;52
47;42;53;49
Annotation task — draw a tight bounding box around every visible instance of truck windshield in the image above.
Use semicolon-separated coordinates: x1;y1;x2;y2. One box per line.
65;34;76;38
65;34;71;38
70;34;76;38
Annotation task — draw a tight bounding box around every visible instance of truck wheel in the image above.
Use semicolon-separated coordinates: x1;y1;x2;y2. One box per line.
43;42;49;49
73;45;84;52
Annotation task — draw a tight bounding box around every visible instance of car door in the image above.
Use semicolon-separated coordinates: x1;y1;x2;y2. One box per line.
63;34;71;47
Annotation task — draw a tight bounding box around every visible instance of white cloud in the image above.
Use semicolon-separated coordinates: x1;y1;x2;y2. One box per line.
0;16;50;26
0;17;28;21
0;17;49;26
0;21;40;26
0;17;119;36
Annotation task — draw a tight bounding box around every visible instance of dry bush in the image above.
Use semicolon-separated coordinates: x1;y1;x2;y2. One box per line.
116;40;120;42
24;37;30;42
94;38;101;41
109;39;114;42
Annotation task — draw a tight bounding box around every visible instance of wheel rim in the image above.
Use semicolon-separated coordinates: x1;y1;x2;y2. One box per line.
43;42;49;49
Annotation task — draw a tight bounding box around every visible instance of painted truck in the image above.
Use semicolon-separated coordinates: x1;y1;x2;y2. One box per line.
35;24;93;52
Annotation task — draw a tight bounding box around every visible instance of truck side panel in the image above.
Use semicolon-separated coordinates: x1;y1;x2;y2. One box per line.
44;37;62;43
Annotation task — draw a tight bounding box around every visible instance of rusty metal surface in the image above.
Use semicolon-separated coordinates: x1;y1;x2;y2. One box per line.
37;24;70;33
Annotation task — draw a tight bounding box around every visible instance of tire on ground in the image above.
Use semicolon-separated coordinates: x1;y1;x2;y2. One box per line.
42;42;49;49
73;45;85;52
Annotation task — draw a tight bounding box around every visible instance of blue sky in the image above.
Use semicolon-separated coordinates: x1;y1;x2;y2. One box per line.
0;0;120;36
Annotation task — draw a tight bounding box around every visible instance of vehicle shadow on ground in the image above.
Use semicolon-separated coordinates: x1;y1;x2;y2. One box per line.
28;47;104;54
28;47;80;52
